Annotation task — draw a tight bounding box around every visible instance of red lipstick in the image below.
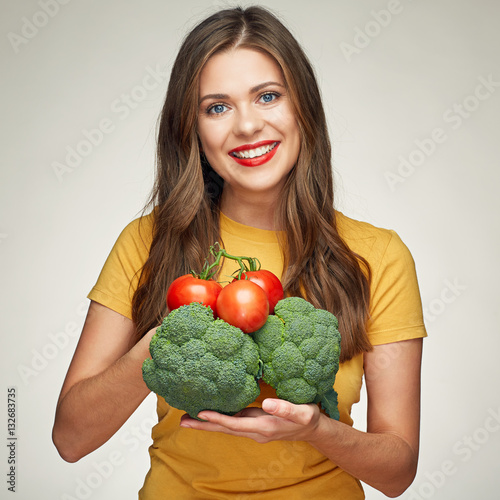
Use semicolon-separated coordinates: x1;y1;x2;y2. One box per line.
228;140;280;167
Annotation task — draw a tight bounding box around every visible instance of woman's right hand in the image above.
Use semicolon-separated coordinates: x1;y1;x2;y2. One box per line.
52;301;156;462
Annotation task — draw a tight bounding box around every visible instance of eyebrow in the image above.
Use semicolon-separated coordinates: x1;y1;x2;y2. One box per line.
199;81;285;105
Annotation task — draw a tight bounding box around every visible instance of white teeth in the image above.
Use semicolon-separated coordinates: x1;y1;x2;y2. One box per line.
233;142;277;159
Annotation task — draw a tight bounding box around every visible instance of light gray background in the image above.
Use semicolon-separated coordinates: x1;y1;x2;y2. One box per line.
1;0;499;498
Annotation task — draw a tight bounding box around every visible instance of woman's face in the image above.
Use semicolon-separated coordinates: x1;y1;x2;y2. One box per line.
197;47;301;203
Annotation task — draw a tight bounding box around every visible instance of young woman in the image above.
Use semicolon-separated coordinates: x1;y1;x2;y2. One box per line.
53;6;426;499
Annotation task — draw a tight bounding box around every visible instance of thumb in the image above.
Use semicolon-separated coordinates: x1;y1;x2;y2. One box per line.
262;399;317;425
262;399;299;421
262;398;280;414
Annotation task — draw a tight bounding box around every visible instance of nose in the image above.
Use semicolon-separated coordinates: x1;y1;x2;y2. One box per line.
232;105;264;137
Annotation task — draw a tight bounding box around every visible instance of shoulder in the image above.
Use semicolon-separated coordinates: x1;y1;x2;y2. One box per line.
336;212;426;341
335;211;412;273
113;211;155;255
102;210;156;277
336;211;393;243
87;211;156;319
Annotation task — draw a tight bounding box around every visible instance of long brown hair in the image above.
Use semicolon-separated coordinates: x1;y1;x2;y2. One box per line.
132;6;372;362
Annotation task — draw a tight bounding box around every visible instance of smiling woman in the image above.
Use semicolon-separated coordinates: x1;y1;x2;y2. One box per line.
52;5;426;499
197;47;301;224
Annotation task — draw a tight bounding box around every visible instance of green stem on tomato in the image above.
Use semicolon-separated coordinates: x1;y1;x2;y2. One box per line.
195;243;262;281
196;243;225;280
218;249;261;279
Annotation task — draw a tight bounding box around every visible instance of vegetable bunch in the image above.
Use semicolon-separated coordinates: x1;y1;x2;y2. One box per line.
143;245;341;420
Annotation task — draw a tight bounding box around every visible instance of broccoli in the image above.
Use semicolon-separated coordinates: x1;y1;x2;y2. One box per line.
142;302;261;418
251;297;341;420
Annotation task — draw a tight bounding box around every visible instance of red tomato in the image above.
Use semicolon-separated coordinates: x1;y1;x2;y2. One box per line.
235;270;284;314
166;274;222;315
216;280;269;333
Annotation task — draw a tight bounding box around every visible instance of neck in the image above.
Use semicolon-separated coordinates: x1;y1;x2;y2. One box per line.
220;188;279;230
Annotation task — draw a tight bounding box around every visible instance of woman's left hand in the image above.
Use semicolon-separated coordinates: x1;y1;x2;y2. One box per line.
179;398;323;444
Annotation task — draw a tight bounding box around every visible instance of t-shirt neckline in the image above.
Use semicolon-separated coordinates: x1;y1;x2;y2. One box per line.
220;212;282;244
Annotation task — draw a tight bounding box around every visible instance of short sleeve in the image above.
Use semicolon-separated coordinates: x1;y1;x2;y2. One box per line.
87;215;153;319
367;230;427;345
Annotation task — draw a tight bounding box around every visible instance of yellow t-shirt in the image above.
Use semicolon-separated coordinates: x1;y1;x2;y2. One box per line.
88;211;427;499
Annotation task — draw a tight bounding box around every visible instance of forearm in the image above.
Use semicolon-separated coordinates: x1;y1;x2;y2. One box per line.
52;333;152;462
309;416;418;497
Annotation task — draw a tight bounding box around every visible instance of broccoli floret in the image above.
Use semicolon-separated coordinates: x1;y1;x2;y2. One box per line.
252;297;341;419
142;303;261;418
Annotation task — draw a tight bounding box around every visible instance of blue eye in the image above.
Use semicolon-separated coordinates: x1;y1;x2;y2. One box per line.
208;104;227;115
260;92;278;103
